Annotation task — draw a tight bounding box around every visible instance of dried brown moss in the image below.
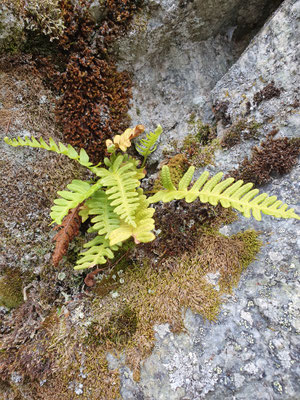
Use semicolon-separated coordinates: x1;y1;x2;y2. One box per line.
253;81;281;106
212;101;231;125
33;0;143;164
143;200;237;270
228;130;300;185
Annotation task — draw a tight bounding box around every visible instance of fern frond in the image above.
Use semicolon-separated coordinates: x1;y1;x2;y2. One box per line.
74;236;119;270
84;190;120;239
51;179;103;225
136;125;162;167
109;189;155;246
4;136;94;168
98;155;141;227
52;205;81;267
148;166;300;221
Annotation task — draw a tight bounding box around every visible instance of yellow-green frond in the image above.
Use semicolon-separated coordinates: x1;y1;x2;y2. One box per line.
135;125;162;166
50;179;103;225
109;189;155;246
148;167;300;221
100;155;141;227
74;236;119;270
4;136;94;168
85;190;120;238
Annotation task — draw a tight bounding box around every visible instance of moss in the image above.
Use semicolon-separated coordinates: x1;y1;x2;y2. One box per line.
152;153;190;192
253;81;281;106
181;122;220;167
188;114;216;146
0;269;24;309
0;223;261;398
221;118;262;149
88;305;138;346
233;230;262;269
0;11;25;55
228;130;300;185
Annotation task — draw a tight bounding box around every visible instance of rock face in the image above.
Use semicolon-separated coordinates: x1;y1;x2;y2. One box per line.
0;0;299;399
115;0;283;160
112;0;300;398
0;5;24;54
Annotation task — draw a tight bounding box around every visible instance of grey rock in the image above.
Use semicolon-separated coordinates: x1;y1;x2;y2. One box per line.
115;0;283;163
0;4;25;54
115;0;300;399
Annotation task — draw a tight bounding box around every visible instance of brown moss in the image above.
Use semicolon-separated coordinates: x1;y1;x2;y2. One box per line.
221;119;262;149
33;0;143;164
212;101;231;125
228;130;300;185
253;81;281;106
143;200;237;270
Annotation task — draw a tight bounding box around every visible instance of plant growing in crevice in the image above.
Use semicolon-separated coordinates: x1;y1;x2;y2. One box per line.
4;125;300;271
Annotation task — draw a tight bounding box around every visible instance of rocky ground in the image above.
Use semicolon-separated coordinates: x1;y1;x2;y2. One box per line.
0;0;299;399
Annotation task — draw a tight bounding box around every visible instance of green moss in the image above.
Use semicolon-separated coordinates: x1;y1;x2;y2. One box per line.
221;118;262;149
152;153;190;191
182;134;220;167
188;114;216;146
233;229;262;269
0;27;21;55
88;305;138;346
0;269;23;309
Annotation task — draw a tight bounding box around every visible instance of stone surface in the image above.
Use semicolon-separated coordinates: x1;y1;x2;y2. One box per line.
112;0;300;398
115;0;283;162
0;0;299;399
0;4;24;54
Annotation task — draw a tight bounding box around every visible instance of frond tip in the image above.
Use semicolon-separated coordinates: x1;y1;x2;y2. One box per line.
136;125;162;166
4;135;94;168
148;166;300;221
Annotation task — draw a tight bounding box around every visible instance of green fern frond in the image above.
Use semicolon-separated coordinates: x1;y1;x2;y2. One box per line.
84;190;120;239
97;155;141;227
148;166;300;221
4;136;94;168
136;125;162;167
74;236;119;270
109;189;155;246
51;179;103;225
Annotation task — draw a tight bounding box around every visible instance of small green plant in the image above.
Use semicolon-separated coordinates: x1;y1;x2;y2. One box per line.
4;126;299;270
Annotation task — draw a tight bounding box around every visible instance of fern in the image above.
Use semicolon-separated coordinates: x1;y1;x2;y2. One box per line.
51;179;103;224
4;136;95;169
52;205;81;267
136;125;162;167
149;166;300;221
96;155;142;227
109;189;155;246
4;126;299;272
74;236;119;270
84;190;120;239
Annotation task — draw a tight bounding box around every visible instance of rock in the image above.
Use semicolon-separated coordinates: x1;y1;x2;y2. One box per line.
114;0;300;399
0;4;25;54
211;0;300;140
115;0;283;162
